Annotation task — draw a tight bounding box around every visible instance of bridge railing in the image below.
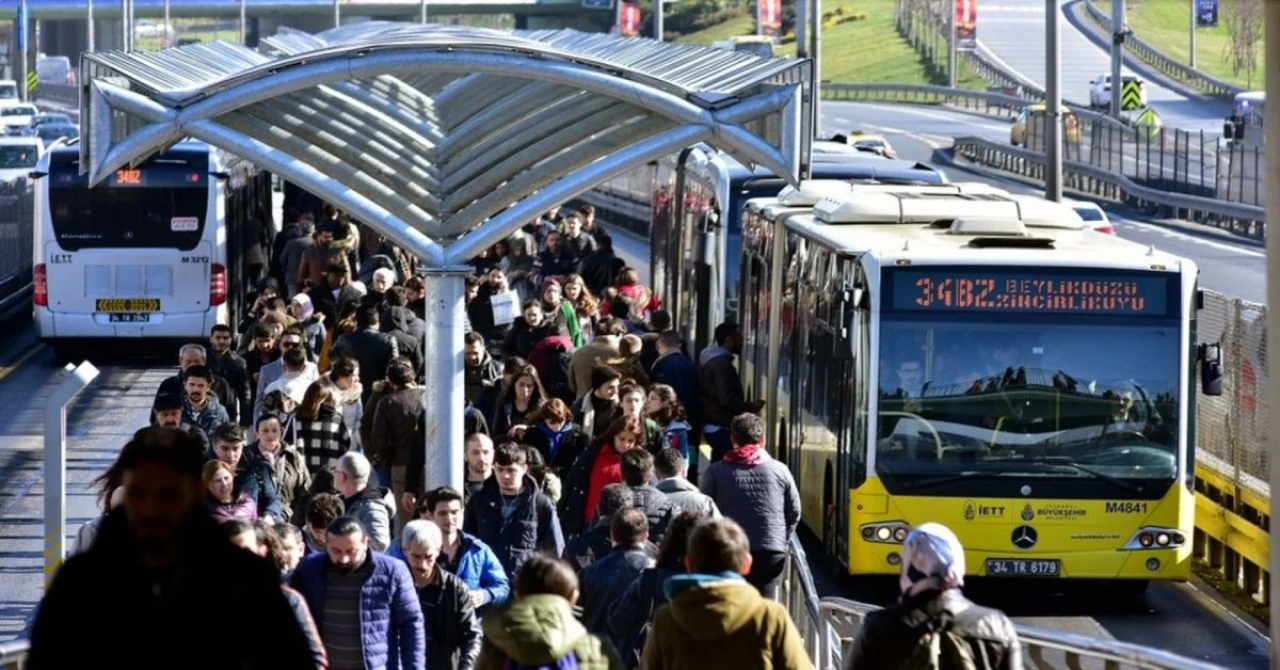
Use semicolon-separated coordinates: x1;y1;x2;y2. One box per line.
781;536;1231;669
1079;0;1244;100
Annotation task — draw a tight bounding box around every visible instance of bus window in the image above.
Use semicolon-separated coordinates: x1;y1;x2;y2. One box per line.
51;185;208;251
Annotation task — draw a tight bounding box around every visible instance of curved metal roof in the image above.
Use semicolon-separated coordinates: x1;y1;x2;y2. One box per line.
80;23;809;267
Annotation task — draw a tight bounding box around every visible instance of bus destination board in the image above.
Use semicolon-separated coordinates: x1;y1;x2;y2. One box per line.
889;269;1171;316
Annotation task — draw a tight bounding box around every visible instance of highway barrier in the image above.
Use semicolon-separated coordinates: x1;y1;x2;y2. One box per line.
1079;0;1244;100
821;81;1268;211
781;536;1230;669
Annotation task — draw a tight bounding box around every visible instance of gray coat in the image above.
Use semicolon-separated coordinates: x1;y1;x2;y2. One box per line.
699;454;800;555
655;477;720;519
346;485;397;552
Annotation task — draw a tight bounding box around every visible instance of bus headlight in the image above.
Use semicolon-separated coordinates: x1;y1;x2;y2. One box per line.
860;521;911;544
1121;526;1186;550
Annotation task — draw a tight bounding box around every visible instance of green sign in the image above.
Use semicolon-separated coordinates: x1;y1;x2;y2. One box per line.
1121;80;1144;111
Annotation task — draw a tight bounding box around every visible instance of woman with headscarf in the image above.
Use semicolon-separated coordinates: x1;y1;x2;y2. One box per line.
844;523;1022;670
289;293;326;357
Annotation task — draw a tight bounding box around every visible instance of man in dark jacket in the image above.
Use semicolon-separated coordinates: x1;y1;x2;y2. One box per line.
28;428;316;669
650;330;698;423
700;413;799;600
154;344;238;425
209;422;286;523
331;304;400;405
371;360;424;529
697;322;763;463
579;508;653;653
399;520;482;670
619;449;674;545
464;332;503;407
179;365;231;444
845;523;1022;670
383;305;425;376
207;325;252;427
577;233;627;297
311;261;364;327
563;483;648;572
290;516;425;670
463;442;564;577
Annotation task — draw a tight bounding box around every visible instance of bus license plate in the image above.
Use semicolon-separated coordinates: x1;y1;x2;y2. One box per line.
96;298;160;312
986;559;1061;577
108;313;151;323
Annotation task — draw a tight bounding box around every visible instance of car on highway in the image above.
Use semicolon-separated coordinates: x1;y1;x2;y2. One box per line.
30;123;79;148
0;136;41;187
1010;104;1081;147
0;80;17;109
28;112;71;130
840;131;898;159
1089;74;1147;109
1;104;39;136
1064;198;1115;235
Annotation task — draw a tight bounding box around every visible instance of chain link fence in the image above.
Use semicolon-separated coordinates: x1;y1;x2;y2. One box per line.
0;179;34;314
1197;289;1269;491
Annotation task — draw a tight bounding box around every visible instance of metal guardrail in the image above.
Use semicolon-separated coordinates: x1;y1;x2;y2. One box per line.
782;536;1230;669
950;135;1264;233
821;81;1125;130
1080;0;1244;99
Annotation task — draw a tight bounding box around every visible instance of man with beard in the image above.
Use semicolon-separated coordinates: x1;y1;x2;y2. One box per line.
152;392;211;453
180;365;230;445
297;220;350;287
27;428;316;669
291;517;425;670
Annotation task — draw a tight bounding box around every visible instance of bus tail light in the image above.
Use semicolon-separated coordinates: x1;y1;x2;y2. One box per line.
860;521;911;544
34;264;47;307
210;264;227;306
1122;527;1185;550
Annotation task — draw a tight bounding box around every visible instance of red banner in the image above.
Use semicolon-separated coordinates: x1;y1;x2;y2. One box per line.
956;0;977;50
617;1;641;37
757;0;781;37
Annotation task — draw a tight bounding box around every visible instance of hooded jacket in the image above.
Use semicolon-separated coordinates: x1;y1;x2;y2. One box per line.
697;345;750;429
463;473;565;577
475;594;623;670
845;588;1021;670
464;351;504;406
640;573;810;670
29;509;318;670
383;306;425;373
345;485;397;552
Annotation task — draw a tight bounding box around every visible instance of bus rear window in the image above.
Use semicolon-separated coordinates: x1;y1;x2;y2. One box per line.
50;186;209;251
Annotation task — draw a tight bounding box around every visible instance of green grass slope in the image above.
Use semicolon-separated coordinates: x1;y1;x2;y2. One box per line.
1094;0;1265;90
676;0;984;87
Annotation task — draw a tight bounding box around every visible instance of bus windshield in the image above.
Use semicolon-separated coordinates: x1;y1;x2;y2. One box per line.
875;268;1182;496
0;145;38;168
50;183;208;251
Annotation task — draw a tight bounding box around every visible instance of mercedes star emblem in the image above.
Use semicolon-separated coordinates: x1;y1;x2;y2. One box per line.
1011;525;1038;550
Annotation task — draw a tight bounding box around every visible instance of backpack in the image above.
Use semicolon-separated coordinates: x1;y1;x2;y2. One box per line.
502;651;580;670
900;609;979;670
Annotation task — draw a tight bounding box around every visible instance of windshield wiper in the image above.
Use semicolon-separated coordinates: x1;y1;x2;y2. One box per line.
898;472;1010;492
1018;457;1144;494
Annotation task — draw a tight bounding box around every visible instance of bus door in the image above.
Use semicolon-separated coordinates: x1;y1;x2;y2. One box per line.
43;164;215;324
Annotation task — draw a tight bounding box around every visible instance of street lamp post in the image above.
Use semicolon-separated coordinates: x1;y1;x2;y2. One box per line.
1264;0;1280;665
1109;0;1124;118
1045;0;1062;202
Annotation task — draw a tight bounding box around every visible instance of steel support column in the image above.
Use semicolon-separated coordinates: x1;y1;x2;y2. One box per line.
1264;0;1280;663
420;267;471;493
1045;0;1062;201
1110;0;1124;118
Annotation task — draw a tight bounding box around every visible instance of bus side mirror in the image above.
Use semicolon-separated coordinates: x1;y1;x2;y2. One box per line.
1198;343;1224;397
27;170;45;180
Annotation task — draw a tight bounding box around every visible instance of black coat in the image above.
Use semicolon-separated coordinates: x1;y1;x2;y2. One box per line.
845;588;1022;670
418;568;483;670
404;405;491;498
205;349;252;427
579;546;652;651
463;474;565;577
577;250;626;298
27;509;316;670
331;328;399;404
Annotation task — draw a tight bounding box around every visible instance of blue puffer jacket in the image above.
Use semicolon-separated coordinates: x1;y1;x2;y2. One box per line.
388;531;511;607
290;551;425;670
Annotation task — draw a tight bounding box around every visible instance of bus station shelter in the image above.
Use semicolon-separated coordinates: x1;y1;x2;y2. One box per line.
77;23;811;490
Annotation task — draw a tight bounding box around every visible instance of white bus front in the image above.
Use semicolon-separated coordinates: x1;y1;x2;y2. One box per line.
33;143;228;343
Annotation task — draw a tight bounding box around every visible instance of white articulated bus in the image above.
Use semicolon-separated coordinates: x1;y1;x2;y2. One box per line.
32;140;271;356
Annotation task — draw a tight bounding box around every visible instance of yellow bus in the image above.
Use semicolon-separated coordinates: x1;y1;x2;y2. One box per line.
738;186;1223;592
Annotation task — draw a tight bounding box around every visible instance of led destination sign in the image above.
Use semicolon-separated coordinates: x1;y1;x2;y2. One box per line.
890;269;1172;316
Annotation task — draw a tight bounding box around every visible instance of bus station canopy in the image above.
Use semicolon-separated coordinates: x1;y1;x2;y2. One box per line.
79;23;810;267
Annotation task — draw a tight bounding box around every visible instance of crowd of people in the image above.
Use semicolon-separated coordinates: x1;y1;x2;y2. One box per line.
28;201;1022;670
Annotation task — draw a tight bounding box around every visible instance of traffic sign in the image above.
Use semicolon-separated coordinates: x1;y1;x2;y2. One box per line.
1133;107;1162;138
16;0;27;53
26;72;38;94
1197;0;1218;27
1121;80;1144;111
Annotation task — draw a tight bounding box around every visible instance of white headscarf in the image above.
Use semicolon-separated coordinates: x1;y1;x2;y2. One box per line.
899;522;966;597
